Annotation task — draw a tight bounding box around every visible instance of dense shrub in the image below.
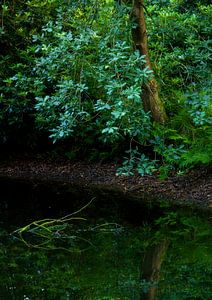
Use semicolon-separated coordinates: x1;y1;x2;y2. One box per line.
0;0;211;172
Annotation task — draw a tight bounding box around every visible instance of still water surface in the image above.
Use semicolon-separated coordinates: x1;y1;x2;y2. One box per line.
0;179;211;300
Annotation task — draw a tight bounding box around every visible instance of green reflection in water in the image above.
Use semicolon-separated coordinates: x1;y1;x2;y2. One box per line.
0;209;211;300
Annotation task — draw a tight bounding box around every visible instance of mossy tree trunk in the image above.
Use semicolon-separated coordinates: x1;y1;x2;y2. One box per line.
131;0;167;124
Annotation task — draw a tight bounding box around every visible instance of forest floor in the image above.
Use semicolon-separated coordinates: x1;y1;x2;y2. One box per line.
0;153;211;212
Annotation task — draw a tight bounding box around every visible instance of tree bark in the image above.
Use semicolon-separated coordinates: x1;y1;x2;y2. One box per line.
131;0;167;124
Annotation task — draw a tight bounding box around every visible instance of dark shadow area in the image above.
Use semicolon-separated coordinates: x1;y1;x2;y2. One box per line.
0;177;165;228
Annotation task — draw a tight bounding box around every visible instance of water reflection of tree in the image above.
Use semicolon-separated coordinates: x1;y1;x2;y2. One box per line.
140;239;169;300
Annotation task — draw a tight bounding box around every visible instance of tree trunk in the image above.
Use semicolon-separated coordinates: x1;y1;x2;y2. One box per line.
131;0;167;124
140;240;169;300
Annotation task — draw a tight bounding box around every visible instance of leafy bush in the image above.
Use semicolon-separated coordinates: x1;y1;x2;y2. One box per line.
116;147;157;176
3;2;152;149
0;0;211;173
145;1;212;170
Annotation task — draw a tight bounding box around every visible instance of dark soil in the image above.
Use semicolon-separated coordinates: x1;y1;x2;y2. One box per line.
0;154;211;212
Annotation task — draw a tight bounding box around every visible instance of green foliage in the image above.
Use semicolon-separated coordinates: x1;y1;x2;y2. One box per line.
1;1;152;147
116;147;157;176
145;1;212;170
180;126;212;166
0;0;63;144
0;0;211;173
185;87;212;126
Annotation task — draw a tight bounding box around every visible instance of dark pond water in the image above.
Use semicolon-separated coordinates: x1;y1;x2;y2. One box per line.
0;178;211;300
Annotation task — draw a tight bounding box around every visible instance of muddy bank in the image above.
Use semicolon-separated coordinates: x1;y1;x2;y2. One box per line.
0;156;211;213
